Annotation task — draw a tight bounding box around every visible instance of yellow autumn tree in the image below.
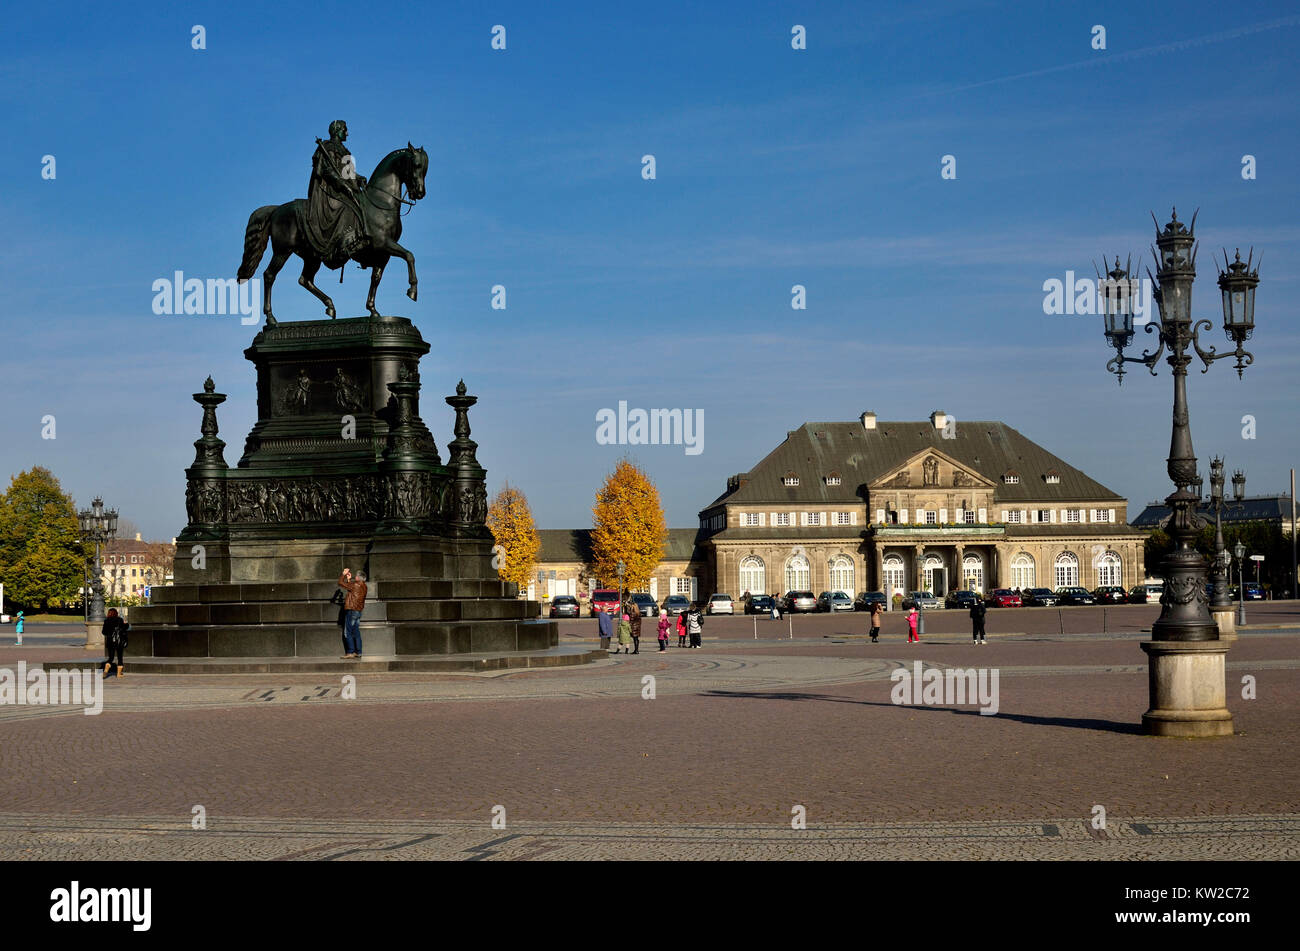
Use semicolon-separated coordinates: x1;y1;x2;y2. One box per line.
486;484;540;589
590;459;667;590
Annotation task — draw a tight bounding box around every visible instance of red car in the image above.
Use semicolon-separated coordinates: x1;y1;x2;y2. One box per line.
589;589;620;617
986;588;1022;607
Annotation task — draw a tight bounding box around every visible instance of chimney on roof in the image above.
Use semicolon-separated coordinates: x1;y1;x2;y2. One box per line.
860;411;876;431
930;410;948;431
135;532;142;541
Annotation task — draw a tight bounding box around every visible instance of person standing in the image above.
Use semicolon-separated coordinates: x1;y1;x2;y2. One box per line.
616;611;632;653
906;605;920;644
102;608;129;677
338;567;368;659
686;603;704;648
597;607;613;651
625;600;643;654
14;611;23;647
868;601;883;644
969;597;988;645
676;610;687;648
656;612;670;652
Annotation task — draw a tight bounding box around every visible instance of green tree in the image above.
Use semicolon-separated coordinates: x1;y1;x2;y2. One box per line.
590;459;667;590
0;467;85;610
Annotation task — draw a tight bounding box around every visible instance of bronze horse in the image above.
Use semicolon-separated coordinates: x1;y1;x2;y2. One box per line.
238;145;428;324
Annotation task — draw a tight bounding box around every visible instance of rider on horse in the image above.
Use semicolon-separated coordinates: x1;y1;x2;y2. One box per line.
306;120;371;268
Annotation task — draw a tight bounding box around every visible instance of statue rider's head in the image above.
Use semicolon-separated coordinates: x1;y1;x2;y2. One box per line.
329;120;348;142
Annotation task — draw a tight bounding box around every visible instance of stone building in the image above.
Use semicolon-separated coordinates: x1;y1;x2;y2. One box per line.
697;411;1146;603
531;529;710;608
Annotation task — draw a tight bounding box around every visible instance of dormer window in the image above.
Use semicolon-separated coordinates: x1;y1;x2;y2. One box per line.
1044;469;1061;485
1003;470;1020;485
782;472;800;487
824;470;842;486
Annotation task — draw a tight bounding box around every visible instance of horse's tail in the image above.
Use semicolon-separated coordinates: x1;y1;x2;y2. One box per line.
238;205;276;282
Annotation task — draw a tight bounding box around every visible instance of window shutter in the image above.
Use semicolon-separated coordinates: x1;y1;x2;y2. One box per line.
1049;509;1056;523
956;507;964;522
690;577;698;601
939;508;947;523
1000;510;1006;522
850;511;857;525
1108;509;1115;523
900;508;908;523
978;508;986;522
759;512;766;526
1020;510;1027;524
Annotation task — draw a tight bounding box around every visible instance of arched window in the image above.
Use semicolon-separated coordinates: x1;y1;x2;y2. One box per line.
1010;553;1035;590
922;553;945;594
828;555;854;595
1054;551;1079;588
785;553;810;591
882;554;905;601
739;556;765;595
1095;550;1122;587
963;553;985;593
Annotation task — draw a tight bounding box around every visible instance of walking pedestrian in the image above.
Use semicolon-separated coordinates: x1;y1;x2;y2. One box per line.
616;611;632;653
597;607;613;650
676;610;687;648
656;613;670;652
337;567;368;659
625;600;643;654
906;605;920;644
102;607;129;677
969;597;987;645
868;601;883;643
686;603;704;648
14;611;22;647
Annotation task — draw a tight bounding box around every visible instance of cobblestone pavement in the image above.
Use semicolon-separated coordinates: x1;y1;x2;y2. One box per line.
1;812;1295;860
2;632;1296;860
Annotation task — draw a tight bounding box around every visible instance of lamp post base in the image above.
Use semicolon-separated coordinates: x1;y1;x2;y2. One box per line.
1210;607;1237;640
1140;639;1234;737
83;622;104;652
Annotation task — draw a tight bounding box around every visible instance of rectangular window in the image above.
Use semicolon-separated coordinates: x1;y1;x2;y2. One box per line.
1006;510;1022;524
1037;510;1051;523
924;511;937;525
964;510;976;524
742;512;760;526
672;577;695;595
805;512;822;526
835;511;851;525
774;512;791;526
1066;509;1081;523
1093;509;1109;522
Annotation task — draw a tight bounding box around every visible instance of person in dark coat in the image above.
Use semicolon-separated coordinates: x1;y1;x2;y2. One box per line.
102;608;129;677
597;608;613;650
969;598;988;645
624;600;643;654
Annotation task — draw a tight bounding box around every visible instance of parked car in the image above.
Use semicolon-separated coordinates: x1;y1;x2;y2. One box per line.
548;595;581;619
1128;584;1162;604
1055;587;1096;605
816;591;854;612
909;591;942;611
745;594;777;615
1093;585;1128;604
1233;583;1265;601
1023;587;1060;607
662;594;691;616
985;588;1022;608
629;593;659;617
590;589;620;616
944;590;980;610
707;593;735;615
782;590;818;613
853;591;889;612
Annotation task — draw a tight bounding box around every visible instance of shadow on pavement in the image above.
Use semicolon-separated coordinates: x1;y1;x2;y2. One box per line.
699;689;1144;735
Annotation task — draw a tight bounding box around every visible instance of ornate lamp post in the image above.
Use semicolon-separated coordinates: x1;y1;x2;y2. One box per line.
1098;208;1259;736
1200;459;1245;638
1234;541;1247;627
76;496;119;650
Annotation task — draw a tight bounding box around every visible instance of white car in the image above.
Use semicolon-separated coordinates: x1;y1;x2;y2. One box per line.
707;593;734;615
1129;584;1163;604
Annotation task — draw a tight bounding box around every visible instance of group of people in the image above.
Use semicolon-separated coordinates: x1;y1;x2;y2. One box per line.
597;601;704;654
864;599;988;645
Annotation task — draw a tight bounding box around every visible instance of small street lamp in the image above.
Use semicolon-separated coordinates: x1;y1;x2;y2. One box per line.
1234;541;1247;626
617;560;626;612
1204;457;1244;610
76;496;118;648
1094;208;1259;736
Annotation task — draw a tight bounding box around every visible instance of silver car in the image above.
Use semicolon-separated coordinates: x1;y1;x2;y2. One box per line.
909;591;943;610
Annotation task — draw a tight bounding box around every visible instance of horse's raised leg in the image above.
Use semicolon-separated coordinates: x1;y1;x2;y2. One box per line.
365;260;387;319
263;246;292;325
378;239;417;302
297;257;336;318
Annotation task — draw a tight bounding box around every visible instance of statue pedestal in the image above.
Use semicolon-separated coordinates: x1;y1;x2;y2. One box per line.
1139;639;1234;737
1210;607;1237;640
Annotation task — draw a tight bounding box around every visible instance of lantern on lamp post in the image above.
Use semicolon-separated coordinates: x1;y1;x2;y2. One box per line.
76;496;119;629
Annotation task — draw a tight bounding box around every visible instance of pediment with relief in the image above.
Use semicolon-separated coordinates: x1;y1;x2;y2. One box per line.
870;449;997;491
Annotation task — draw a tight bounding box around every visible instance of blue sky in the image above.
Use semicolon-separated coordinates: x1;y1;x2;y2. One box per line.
2;0;1298;538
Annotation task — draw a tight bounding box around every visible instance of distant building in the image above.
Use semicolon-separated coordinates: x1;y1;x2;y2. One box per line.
531;529;709;606
1132;495;1295;535
697;412;1147;601
100;534;175;599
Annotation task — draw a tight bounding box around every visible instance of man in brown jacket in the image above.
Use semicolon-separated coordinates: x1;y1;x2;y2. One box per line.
338;568;368;658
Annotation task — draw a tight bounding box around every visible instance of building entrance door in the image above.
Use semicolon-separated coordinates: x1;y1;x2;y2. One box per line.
923;555;946;596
